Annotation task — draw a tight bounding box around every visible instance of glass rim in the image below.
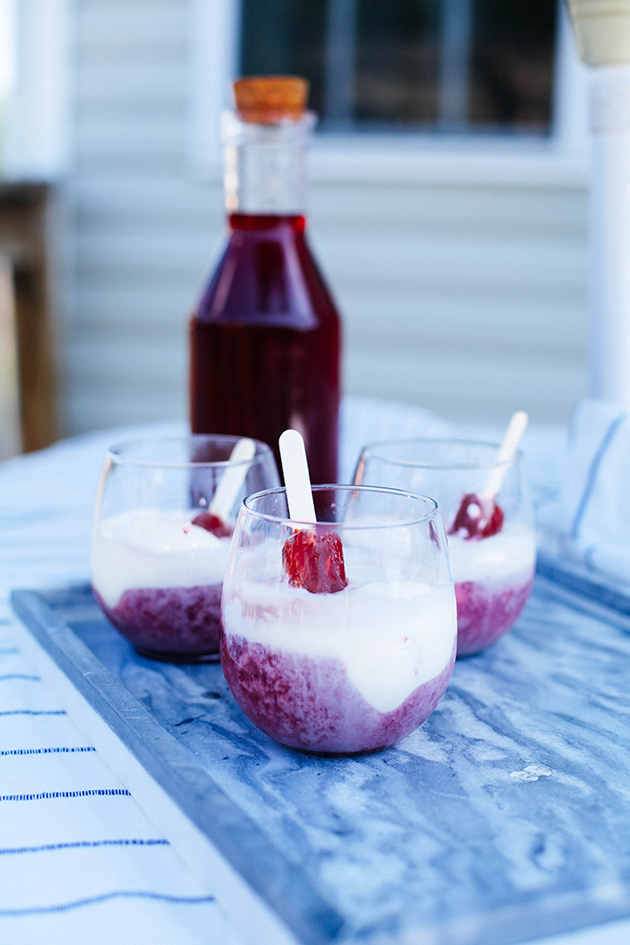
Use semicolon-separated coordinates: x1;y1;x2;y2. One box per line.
106;435;274;470
357;437;522;472
242;484;440;529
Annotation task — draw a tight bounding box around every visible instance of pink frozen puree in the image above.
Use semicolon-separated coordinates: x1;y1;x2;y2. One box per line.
91;509;231;657
221;546;457;753
447;522;536;656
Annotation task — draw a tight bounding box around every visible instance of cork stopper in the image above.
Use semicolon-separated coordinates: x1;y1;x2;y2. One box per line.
233;76;309;124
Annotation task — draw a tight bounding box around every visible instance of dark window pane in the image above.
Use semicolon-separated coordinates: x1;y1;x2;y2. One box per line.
240;1;328;116
239;0;557;133
354;1;441;126
471;0;558;129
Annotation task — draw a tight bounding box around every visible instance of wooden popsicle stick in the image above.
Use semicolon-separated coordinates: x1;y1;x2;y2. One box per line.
479;411;528;501
279;429;317;524
209;438;256;522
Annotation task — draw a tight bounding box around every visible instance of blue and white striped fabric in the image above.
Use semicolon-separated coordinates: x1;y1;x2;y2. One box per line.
538;397;630;586
0;396;564;944
0;420;247;945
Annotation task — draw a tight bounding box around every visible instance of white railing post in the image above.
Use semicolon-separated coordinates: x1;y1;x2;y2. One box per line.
566;0;630;408
589;66;630;406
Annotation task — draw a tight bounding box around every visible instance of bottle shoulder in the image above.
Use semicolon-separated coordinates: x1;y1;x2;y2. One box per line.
192;216;341;330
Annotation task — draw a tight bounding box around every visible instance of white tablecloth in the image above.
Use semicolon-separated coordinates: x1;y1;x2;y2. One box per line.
5;397;626;945
0;421;242;945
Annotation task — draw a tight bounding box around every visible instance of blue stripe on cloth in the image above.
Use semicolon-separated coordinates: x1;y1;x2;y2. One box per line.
0;891;215;917
0;710;66;717
0;647;18;653
0;789;131;802
571;413;625;541
0;839;169;856
0;675;40;681
0;747;95;756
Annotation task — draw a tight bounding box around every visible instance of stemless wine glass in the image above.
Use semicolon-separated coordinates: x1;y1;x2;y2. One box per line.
91;435;279;661
355;440;535;657
221;485;457;755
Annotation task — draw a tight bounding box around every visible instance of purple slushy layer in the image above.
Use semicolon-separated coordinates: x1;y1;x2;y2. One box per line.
93;583;222;657
220;634;456;754
454;570;534;657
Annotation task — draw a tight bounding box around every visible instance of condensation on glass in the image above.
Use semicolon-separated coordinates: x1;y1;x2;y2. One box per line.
240;0;558;134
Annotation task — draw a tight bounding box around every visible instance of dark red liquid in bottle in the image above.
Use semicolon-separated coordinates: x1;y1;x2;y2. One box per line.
190;213;341;483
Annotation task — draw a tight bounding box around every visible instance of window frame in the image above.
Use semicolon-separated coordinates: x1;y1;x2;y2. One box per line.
188;0;590;190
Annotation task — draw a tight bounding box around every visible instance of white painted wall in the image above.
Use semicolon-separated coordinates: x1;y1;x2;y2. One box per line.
3;0;71;179
9;0;592;435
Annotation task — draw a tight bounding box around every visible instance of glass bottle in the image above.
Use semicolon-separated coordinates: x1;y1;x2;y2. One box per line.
189;77;341;484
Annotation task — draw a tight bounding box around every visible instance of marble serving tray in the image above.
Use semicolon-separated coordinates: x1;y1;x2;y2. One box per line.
11;568;630;945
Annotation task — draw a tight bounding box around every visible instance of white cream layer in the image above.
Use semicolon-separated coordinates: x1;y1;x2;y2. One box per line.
447;521;536;585
223;548;457;714
91;508;231;608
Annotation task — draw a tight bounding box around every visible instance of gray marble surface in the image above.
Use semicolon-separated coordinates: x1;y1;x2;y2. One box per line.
14;575;630;945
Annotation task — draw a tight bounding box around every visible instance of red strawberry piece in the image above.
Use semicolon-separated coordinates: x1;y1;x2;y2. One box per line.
191;511;233;538
448;493;504;540
282;528;348;594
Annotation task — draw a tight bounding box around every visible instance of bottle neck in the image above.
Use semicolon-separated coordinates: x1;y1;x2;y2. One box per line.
229;213;306;233
222;111;315;216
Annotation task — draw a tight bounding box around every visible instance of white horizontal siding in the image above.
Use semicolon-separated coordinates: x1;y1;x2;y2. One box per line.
77;3;186;54
67;338;186;386
346;346;584;425
310;180;587;235
61;0;589;437
74;177;224;224
75;118;187;161
73;287;199;330
313;232;584;293
76;62;186;111
341;294;585;355
309;142;590;188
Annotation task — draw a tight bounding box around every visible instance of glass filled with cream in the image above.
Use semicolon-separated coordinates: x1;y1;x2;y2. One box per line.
91;435;279;660
220;485;457;754
355;439;535;657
